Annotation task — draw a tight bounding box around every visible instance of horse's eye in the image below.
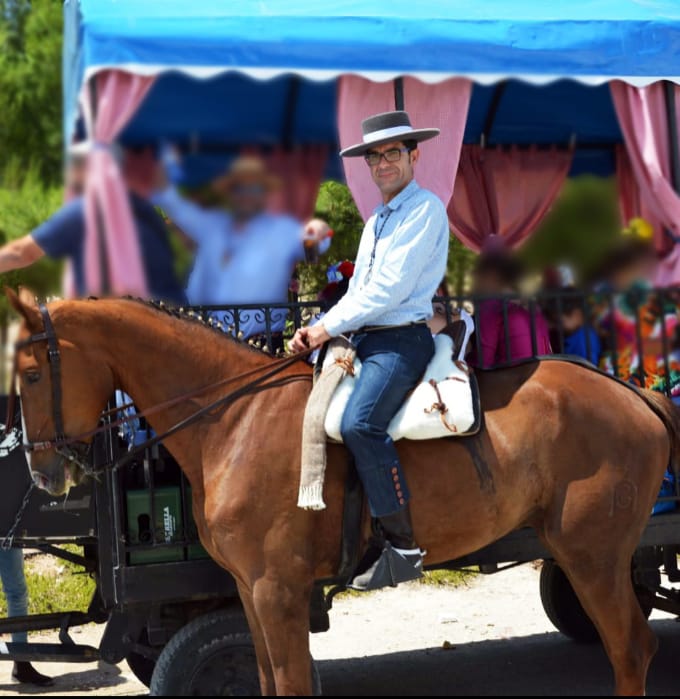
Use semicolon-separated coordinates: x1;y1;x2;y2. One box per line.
25;372;41;385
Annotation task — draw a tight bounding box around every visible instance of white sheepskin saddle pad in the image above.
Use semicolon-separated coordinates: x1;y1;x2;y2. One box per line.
324;334;480;442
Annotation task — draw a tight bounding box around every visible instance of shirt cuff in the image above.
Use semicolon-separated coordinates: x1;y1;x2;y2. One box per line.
320;312;346;337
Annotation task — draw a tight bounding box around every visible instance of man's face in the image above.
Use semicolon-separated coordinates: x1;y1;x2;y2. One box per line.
365;141;418;200
227;177;268;221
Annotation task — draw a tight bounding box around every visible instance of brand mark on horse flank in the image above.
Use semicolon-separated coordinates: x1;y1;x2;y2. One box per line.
610;479;638;517
462;438;495;494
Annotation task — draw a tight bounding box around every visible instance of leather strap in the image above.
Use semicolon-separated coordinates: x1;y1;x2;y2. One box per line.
39;304;66;440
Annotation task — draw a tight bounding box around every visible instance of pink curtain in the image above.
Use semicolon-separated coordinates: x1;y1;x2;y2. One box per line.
615;144;665;250
265;146;329;220
80;71;155;296
337;76;472;221
611;81;680;285
449;145;572;252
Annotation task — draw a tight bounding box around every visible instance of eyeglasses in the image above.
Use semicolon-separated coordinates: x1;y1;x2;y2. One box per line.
364;148;410;166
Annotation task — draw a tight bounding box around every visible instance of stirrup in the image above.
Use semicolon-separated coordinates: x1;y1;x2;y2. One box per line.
348;542;423;592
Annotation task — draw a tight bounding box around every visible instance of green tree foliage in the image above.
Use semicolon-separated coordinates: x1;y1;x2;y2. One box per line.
518;176;622;283
297;180;365;297
0;0;64;187
0;0;65;327
0;166;63;324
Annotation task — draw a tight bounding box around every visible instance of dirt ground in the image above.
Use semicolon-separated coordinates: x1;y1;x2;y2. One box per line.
0;564;678;696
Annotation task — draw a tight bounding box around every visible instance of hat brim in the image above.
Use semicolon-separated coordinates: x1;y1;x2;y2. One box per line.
339;128;440;158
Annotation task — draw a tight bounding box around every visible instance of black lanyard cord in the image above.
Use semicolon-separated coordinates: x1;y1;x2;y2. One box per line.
364;208;393;284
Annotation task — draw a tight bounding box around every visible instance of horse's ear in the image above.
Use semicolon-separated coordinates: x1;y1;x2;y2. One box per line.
5;287;41;330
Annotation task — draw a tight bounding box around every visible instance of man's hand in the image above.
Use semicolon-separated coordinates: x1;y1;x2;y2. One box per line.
303;218;332;245
0;236;45;275
290;324;331;352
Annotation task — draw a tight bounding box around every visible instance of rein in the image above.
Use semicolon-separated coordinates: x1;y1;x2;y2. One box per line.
7;304;314;470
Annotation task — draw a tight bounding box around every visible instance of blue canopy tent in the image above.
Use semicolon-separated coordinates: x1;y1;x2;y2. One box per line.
63;0;680;183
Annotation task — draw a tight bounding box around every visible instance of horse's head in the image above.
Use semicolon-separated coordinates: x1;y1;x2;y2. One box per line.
8;289;115;496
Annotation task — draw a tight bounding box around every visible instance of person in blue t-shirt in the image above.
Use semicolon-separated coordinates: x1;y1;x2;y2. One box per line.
559;293;601;365
0;150;185;304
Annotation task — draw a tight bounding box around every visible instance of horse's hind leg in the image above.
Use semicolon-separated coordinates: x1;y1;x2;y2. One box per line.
553;554;657;695
236;581;276;695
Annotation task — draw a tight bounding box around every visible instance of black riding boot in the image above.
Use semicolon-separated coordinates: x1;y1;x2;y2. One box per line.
349;504;424;591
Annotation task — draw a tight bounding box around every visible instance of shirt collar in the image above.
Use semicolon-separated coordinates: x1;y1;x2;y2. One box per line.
374;179;420;214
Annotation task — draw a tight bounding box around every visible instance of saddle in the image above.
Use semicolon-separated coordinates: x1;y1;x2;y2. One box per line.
324;329;481;442
298;320;480;512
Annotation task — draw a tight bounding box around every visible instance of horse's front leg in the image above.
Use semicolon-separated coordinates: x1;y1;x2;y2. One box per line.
236;580;277;695
251;568;314;696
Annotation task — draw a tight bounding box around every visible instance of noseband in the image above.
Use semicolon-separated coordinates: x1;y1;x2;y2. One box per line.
5;304;90;469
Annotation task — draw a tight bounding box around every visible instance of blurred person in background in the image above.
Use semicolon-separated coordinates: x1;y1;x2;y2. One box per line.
0;548;52;686
318;260;355;310
0;145;185;687
153;155;332;349
0;144;186;304
541;265;601;365
593;221;680;398
469;246;551;368
672;321;680;407
557;293;602;365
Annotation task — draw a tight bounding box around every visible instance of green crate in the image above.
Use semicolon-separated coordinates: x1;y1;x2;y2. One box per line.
126;486;184;565
186;486;210;560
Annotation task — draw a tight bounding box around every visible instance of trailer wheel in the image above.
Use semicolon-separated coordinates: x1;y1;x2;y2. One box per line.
540;560;653;644
126;648;155;688
149;609;321;696
125;631;156;688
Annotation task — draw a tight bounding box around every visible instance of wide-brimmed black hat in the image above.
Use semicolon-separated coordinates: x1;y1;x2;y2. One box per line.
340;110;440;158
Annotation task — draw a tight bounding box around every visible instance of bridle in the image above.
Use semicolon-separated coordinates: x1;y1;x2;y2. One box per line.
5;303;314;475
5;304;91;470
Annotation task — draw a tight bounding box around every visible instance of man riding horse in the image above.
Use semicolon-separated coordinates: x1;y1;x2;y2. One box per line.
291;110;449;590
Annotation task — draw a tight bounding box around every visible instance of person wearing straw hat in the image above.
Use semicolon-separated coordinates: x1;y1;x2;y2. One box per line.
154;155;332;345
290;110;450;590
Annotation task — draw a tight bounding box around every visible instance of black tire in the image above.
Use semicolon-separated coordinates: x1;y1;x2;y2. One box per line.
539;560;653;644
149;609;321;696
126;647;156;688
540;560;600;643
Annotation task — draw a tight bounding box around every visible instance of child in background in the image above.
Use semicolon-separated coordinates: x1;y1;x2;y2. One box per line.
559;293;601;365
469;249;552;368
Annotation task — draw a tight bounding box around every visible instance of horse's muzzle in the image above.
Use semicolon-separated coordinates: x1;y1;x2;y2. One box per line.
30;446;89;496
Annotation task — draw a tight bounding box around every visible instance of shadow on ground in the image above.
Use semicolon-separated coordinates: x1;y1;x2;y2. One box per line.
0;664;129;696
318;618;680;696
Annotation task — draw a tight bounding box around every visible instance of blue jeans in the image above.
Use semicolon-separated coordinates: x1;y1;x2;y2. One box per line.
341;324;434;517
0;548;28;643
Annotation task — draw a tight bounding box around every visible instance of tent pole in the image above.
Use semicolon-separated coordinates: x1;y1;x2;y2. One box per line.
281;76;301;149
664;81;680;194
394;77;404;110
481;80;508;146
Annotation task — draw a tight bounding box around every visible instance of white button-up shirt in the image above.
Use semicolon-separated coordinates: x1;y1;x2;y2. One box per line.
322;180;449;337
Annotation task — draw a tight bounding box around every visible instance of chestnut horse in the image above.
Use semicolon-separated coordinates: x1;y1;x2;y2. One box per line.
8;291;680;696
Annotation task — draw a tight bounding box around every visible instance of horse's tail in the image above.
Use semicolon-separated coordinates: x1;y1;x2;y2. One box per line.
638;389;680;475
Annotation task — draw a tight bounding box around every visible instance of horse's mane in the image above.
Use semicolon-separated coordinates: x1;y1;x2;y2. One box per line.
87;296;282;359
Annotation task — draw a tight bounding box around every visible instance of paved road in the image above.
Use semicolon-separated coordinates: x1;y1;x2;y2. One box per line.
317;619;680;696
0;565;677;695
